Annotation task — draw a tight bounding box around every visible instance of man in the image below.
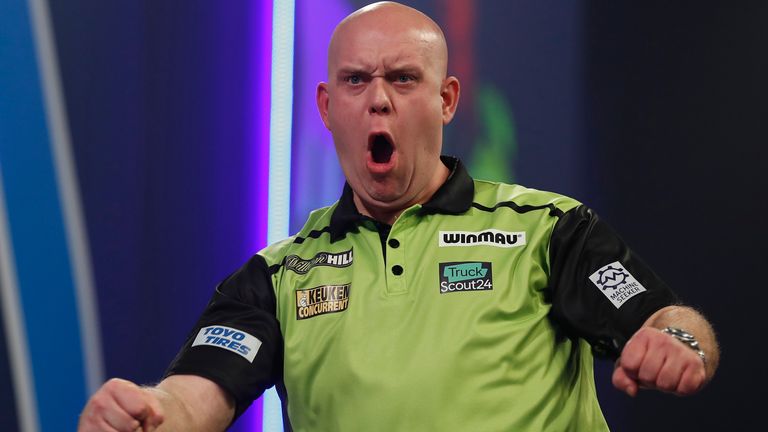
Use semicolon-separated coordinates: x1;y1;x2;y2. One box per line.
78;2;719;431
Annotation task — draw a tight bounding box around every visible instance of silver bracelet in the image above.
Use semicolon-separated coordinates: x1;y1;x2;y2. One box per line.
661;327;707;367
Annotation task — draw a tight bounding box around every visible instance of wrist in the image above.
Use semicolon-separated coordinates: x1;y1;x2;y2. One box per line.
661;326;707;367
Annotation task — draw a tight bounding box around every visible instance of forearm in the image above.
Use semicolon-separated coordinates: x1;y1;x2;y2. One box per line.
149;375;235;432
642;305;720;381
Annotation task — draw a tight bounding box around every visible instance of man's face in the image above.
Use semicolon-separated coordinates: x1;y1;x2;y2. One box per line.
317;10;459;213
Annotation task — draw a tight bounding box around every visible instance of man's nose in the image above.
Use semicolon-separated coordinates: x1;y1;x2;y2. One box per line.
368;78;392;115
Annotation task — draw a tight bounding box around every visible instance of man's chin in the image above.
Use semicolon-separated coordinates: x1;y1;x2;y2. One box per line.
365;191;402;206
355;183;410;211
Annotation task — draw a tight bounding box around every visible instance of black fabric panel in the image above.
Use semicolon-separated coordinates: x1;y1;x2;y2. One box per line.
293;226;332;244
419;156;474;215
164;254;283;421
472;201;564;218
547;205;678;358
268;260;284;276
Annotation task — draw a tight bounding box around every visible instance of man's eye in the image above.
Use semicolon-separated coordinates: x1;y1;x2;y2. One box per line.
397;75;415;83
346;75;361;84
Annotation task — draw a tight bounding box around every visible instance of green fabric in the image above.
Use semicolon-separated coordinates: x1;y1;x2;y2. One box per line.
260;180;609;431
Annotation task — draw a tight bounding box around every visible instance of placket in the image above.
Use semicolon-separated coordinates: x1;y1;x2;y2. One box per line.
383;207;418;295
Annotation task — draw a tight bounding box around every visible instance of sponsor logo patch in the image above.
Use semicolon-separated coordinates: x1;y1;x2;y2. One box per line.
284;249;353;274
192;325;262;362
589;261;648;308
296;283;350;320
439;230;526;248
439;262;493;293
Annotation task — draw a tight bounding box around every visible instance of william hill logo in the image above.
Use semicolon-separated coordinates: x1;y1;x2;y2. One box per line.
285;249;353;274
295;283;350;320
439;230;526;248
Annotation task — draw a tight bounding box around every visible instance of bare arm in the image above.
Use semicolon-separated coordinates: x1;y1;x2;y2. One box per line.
613;305;719;396
78;375;234;432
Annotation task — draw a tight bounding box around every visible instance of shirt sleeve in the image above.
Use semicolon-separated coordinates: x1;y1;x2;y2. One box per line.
547;204;678;358
164;253;283;420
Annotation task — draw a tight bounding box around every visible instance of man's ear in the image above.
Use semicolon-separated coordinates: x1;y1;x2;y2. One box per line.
440;76;460;125
316;82;331;130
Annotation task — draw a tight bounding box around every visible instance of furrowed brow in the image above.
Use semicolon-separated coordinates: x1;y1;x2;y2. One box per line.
384;61;423;74
336;67;372;80
387;66;421;76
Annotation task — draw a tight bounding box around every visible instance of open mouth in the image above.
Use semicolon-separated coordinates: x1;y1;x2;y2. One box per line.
369;134;394;164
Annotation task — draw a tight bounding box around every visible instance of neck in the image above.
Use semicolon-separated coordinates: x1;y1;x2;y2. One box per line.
354;200;400;225
353;162;450;225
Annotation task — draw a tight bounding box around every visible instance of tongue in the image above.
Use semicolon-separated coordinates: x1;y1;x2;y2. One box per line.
371;135;393;163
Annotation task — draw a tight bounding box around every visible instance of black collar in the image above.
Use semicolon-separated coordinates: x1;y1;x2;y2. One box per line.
328;156;474;242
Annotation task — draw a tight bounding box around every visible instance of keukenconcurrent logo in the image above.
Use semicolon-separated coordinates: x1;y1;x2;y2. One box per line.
295;283;351;320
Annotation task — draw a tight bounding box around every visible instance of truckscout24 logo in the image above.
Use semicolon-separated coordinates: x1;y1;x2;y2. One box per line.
439;262;493;293
284;249;353;274
295;283;351;320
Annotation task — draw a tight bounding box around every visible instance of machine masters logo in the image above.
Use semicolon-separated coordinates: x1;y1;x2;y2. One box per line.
439;262;493;293
589;261;647;308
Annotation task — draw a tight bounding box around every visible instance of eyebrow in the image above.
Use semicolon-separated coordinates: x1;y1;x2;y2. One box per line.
335;64;424;77
336;67;371;76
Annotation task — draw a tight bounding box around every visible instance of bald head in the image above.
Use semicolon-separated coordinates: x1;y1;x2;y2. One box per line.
315;1;461;223
327;2;449;79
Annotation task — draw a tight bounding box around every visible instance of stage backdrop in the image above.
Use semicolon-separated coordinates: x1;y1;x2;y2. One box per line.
0;1;765;431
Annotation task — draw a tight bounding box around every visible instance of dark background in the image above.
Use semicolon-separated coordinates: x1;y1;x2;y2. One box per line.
584;3;767;430
1;1;764;430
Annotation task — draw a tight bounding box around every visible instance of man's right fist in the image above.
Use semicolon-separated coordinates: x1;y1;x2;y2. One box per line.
78;378;165;432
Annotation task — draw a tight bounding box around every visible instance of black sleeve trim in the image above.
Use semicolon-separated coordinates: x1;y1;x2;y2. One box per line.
547;205;678;358
164;254;283;422
292;226;332;244
472;201;565;218
268;258;285;276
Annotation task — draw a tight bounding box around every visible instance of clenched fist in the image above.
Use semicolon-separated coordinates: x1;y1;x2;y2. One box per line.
79;378;164;432
613;326;707;397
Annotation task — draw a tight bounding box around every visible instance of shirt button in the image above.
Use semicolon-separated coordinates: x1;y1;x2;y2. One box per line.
388;238;400;248
391;265;403;275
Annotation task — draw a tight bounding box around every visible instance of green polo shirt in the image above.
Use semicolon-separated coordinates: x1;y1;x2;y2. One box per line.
167;157;677;431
